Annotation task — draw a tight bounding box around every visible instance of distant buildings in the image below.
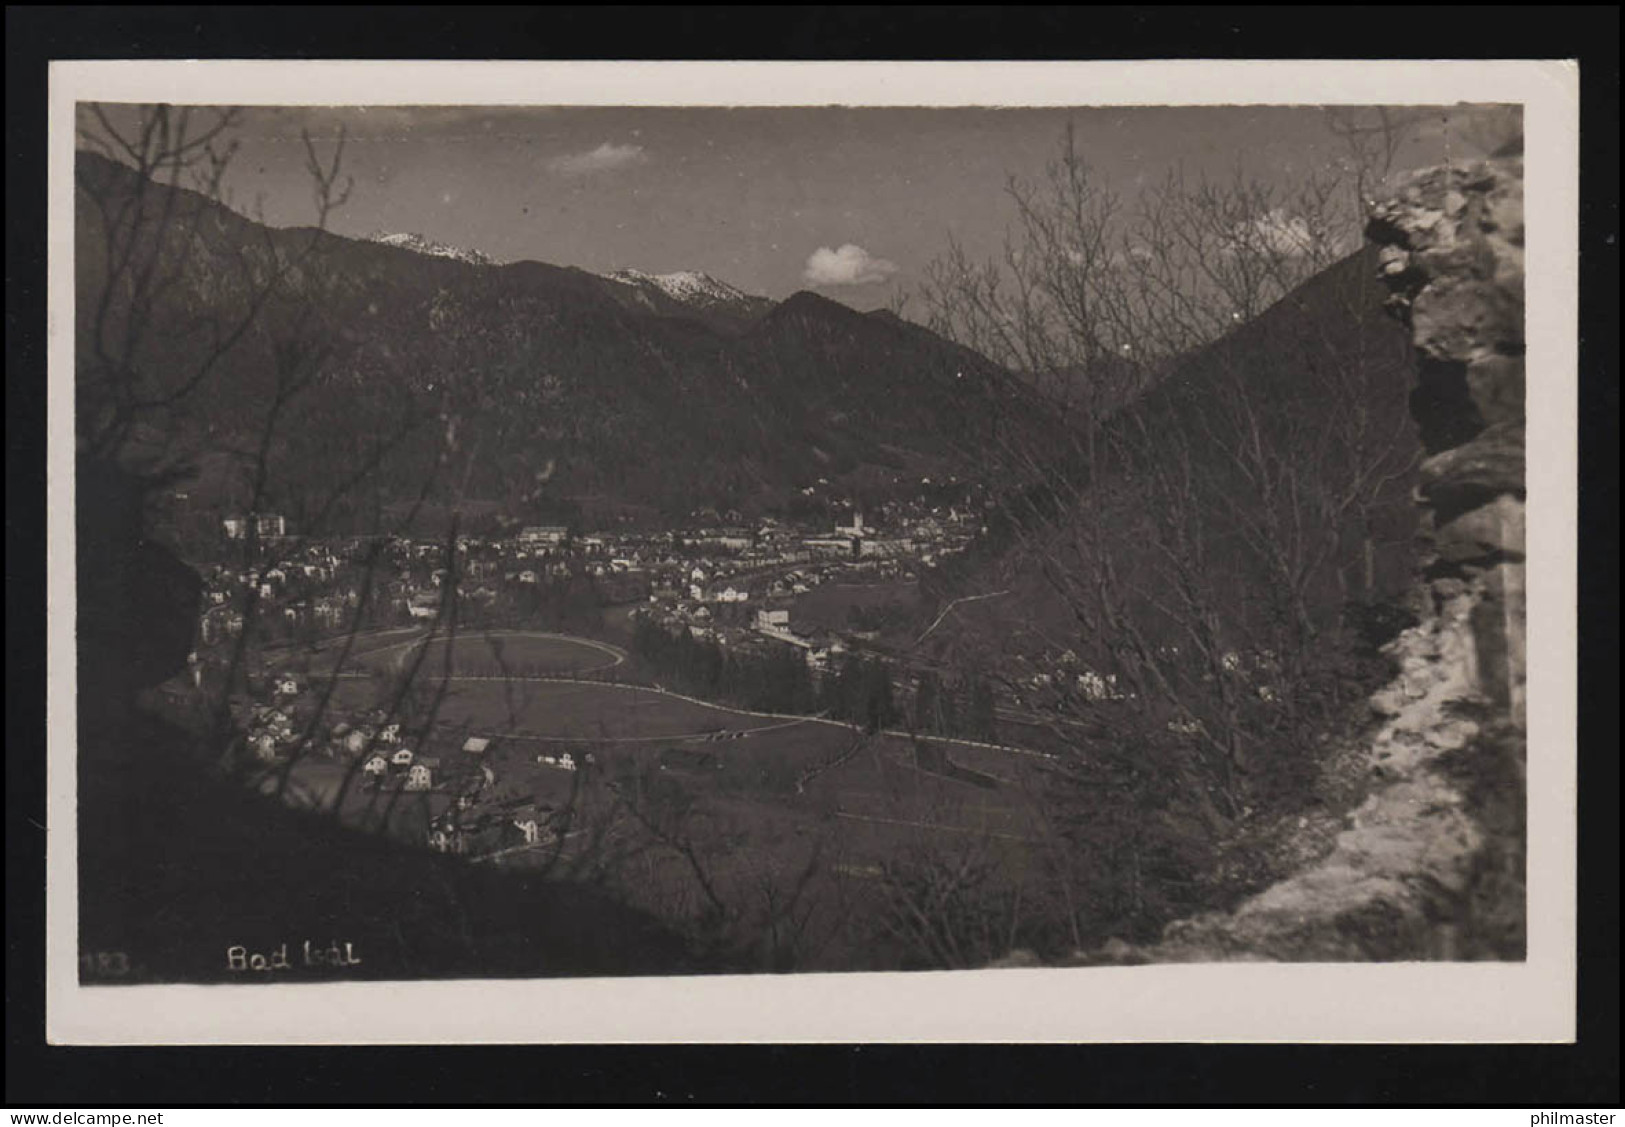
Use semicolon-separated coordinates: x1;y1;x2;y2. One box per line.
222;513;287;541
858;535;915;558
689;528;754;552
802;535;856;559
518;525;569;546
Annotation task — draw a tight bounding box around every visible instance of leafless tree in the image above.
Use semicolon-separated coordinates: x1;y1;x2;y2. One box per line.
913;122;1422;943
75;106;480;822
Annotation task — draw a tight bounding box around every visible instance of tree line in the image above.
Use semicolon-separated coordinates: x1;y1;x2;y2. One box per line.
631;615;1000;741
909;668;998;743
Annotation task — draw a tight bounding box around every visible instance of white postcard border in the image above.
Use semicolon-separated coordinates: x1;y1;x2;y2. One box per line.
45;59;1579;1045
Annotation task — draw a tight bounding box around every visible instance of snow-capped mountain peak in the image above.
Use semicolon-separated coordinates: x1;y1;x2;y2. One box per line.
605;268;759;310
370;231;495;266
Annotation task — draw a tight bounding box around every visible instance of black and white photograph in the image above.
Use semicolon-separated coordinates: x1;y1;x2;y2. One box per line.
44;59;1580;1044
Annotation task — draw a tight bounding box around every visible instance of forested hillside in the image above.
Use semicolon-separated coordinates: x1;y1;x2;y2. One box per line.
76;149;1021;533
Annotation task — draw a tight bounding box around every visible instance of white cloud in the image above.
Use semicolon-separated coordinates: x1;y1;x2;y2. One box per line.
548;142;648;176
802;243;897;287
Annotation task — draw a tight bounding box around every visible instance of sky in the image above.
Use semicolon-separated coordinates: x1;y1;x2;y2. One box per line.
78;103;1517;310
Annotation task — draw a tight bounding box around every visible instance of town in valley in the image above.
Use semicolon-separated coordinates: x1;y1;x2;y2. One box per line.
72;98;1530;982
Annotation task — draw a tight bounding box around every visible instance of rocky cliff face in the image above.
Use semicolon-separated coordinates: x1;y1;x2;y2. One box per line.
1371;156;1527;734
1104;155;1528;963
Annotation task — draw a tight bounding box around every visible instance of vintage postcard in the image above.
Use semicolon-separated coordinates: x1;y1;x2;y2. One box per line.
45;60;1578;1043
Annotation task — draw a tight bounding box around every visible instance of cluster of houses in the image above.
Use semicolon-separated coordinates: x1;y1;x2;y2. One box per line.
354;734;498;794
360;745;440;791
200;492;993;788
239;673;319;761
245;701;299;762
196;542;352;643
195;491;984;661
426;798;554;856
635;600;855;673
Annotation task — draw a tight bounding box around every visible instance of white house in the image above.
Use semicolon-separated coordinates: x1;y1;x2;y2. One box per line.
519;525;569;546
275;676;299;697
405;763;433;791
378;723;401;746
512;810;544;844
362;754;389;778
390;747;415;767
221;513;285;541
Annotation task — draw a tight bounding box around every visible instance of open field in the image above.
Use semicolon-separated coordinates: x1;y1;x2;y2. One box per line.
266;627;1054;971
401;679;800;741
354;630;625;677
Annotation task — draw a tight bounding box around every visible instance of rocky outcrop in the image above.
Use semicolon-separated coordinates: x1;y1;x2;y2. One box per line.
1371;156;1528;734
1100;155;1528;963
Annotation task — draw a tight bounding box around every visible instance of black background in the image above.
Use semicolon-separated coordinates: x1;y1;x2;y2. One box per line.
6;4;1619;1107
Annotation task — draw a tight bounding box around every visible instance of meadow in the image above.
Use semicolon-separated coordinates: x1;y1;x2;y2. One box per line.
289;626;1052;969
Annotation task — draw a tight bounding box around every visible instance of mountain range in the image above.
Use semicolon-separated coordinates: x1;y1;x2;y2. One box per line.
368;231;497;267
601;268;774;329
76;142;1419;623
368;231;774;330
76;150;1023;531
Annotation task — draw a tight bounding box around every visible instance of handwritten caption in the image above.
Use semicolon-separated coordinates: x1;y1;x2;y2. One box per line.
226;939;362;973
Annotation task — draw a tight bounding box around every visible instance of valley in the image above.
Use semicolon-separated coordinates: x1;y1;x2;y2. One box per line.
72;99;1528;983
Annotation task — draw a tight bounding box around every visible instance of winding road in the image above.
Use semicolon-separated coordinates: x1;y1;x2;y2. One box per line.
282;625;1053;759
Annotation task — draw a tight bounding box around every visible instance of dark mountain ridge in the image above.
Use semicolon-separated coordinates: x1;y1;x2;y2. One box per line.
75;150;1020;530
919;243;1423;669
